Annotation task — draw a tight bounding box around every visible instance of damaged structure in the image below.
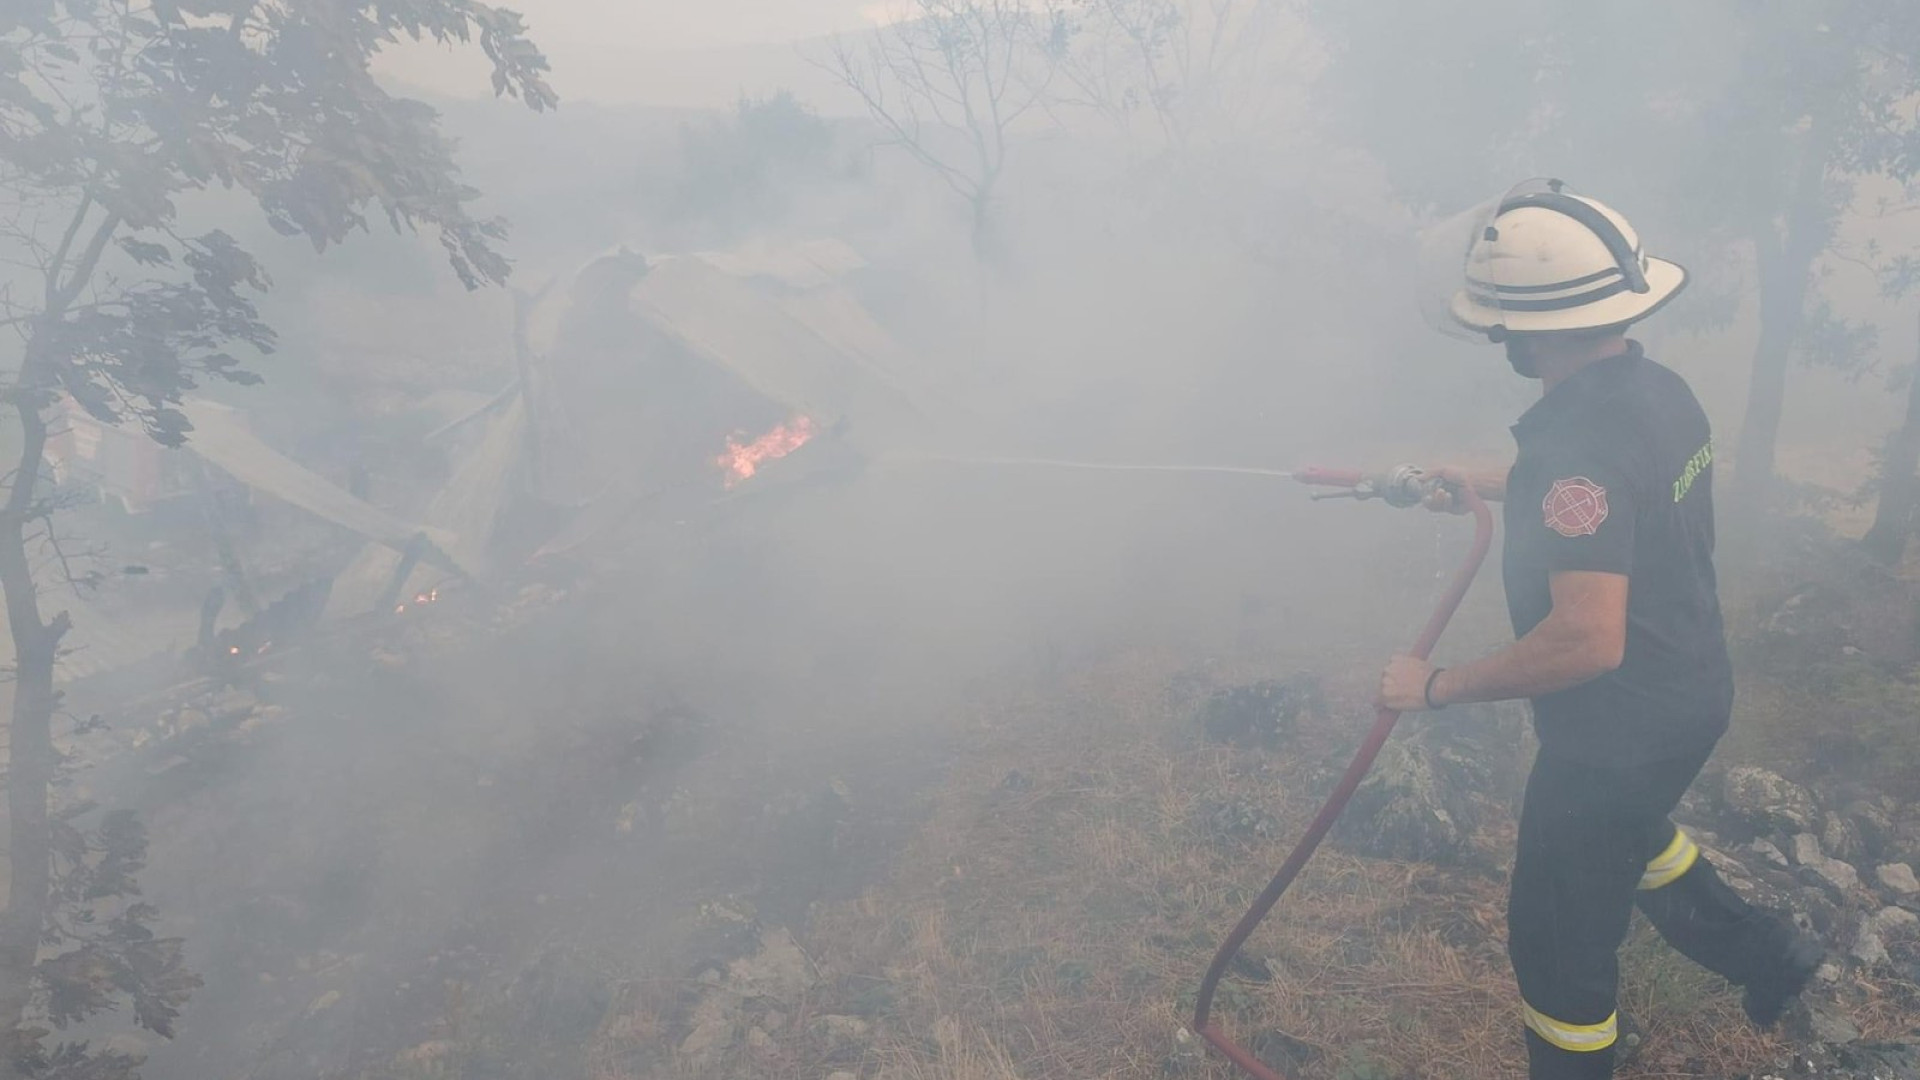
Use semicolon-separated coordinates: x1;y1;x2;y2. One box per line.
33;236;949;689
518;237;957;558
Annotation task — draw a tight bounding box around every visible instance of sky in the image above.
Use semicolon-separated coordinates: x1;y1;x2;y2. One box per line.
501;0;880;50
382;0;886;108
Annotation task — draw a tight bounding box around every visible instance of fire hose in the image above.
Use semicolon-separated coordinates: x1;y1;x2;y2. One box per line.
886;450;1495;1079
1190;464;1494;1080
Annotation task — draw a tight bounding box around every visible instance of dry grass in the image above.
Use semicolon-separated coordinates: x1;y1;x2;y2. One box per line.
586;984;672;1080
680;648;1812;1080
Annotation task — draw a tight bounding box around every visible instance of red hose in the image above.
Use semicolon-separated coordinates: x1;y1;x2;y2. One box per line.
1191;490;1495;1079
1291;465;1367;489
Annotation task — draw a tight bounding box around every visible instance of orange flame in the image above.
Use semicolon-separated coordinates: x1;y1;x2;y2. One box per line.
717;416;817;488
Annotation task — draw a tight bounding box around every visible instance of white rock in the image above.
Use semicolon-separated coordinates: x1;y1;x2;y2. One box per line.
1852;926;1890;968
729;928;817;1003
1750;839;1790;869
1165;1025;1206;1074
1807;1001;1861;1046
1724;767;1820;833
678;1011;736;1063
1877;862;1920;895
678;927;818;1069
1871;906;1920;935
1792;833;1824;867
812;1015;872;1046
1808;857;1860;894
1849;908;1914;969
1822;811;1860;861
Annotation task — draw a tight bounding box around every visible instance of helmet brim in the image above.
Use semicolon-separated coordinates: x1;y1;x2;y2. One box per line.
1450;257;1688;335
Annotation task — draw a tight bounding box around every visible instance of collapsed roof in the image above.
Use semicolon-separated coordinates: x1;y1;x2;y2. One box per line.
530;237;954;453
181;400;464;567
36;398;466;683
27;236;941;679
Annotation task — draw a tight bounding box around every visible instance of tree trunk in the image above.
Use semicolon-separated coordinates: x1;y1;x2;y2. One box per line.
1728;236;1811;521
969;196;995;262
1727;136;1832;525
0;399;69;1079
969;166;1002;265
1863;313;1920;564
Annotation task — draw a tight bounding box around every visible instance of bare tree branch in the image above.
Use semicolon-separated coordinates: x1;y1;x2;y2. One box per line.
1051;0;1290;151
817;36;979;201
29;511;101;597
50;210;123;316
43;192;94;308
811;0;1058;255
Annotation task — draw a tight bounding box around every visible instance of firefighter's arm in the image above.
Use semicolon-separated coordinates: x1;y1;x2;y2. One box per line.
1379;571;1628;711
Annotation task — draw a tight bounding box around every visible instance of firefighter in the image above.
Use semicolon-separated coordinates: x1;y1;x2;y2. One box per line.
1376;182;1826;1080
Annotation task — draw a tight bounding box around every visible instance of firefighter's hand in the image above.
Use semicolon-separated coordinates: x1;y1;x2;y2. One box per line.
1378;654;1440;713
1421;467;1475;515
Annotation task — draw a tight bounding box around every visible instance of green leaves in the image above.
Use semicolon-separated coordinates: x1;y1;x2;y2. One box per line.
30;226;275;446
0;10;549;1067
2;0;554;450
1308;0;1911;248
34;1041;146;1080
1794;295;1880;378
363;0;558;112
115;237;171;268
34;805;202;1050
27;1041;147;1080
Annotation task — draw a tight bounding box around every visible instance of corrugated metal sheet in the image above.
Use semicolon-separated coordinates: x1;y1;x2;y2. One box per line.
630;256;941;450
181;400;463;566
520;236;960;559
325;396;526;618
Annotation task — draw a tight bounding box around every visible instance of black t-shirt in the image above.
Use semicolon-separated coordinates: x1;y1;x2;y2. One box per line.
1500;342;1734;764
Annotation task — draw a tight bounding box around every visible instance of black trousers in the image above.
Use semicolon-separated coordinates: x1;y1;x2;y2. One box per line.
1508;746;1797;1080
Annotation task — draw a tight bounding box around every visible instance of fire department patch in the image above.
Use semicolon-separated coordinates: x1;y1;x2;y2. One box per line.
1542;477;1609;538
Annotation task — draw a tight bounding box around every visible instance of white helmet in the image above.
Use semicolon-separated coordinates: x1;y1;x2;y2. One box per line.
1434;180;1688;340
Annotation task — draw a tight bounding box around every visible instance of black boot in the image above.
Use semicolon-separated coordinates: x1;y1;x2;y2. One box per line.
1742;923;1824;1030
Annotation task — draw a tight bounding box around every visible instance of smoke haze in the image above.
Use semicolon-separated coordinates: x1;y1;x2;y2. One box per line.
7;3;1920;1078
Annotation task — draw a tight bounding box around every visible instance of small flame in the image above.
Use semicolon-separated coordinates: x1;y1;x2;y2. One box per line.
228;646;241;656
716;416;817;488
396;589;439;616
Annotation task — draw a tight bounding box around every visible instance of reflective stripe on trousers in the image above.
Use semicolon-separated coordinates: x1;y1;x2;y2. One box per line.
1508;749;1725;1080
1523;1003;1618;1053
1639;826;1699;891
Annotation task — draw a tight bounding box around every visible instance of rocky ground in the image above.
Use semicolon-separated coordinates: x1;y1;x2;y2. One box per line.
44;518;1920;1080
625;641;1920;1080
58;562;965;1080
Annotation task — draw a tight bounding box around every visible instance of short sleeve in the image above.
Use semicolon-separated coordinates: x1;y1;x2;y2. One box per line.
1527;448;1637;576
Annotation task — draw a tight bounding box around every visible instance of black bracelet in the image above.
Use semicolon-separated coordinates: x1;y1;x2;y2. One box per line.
1424;667;1449;711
